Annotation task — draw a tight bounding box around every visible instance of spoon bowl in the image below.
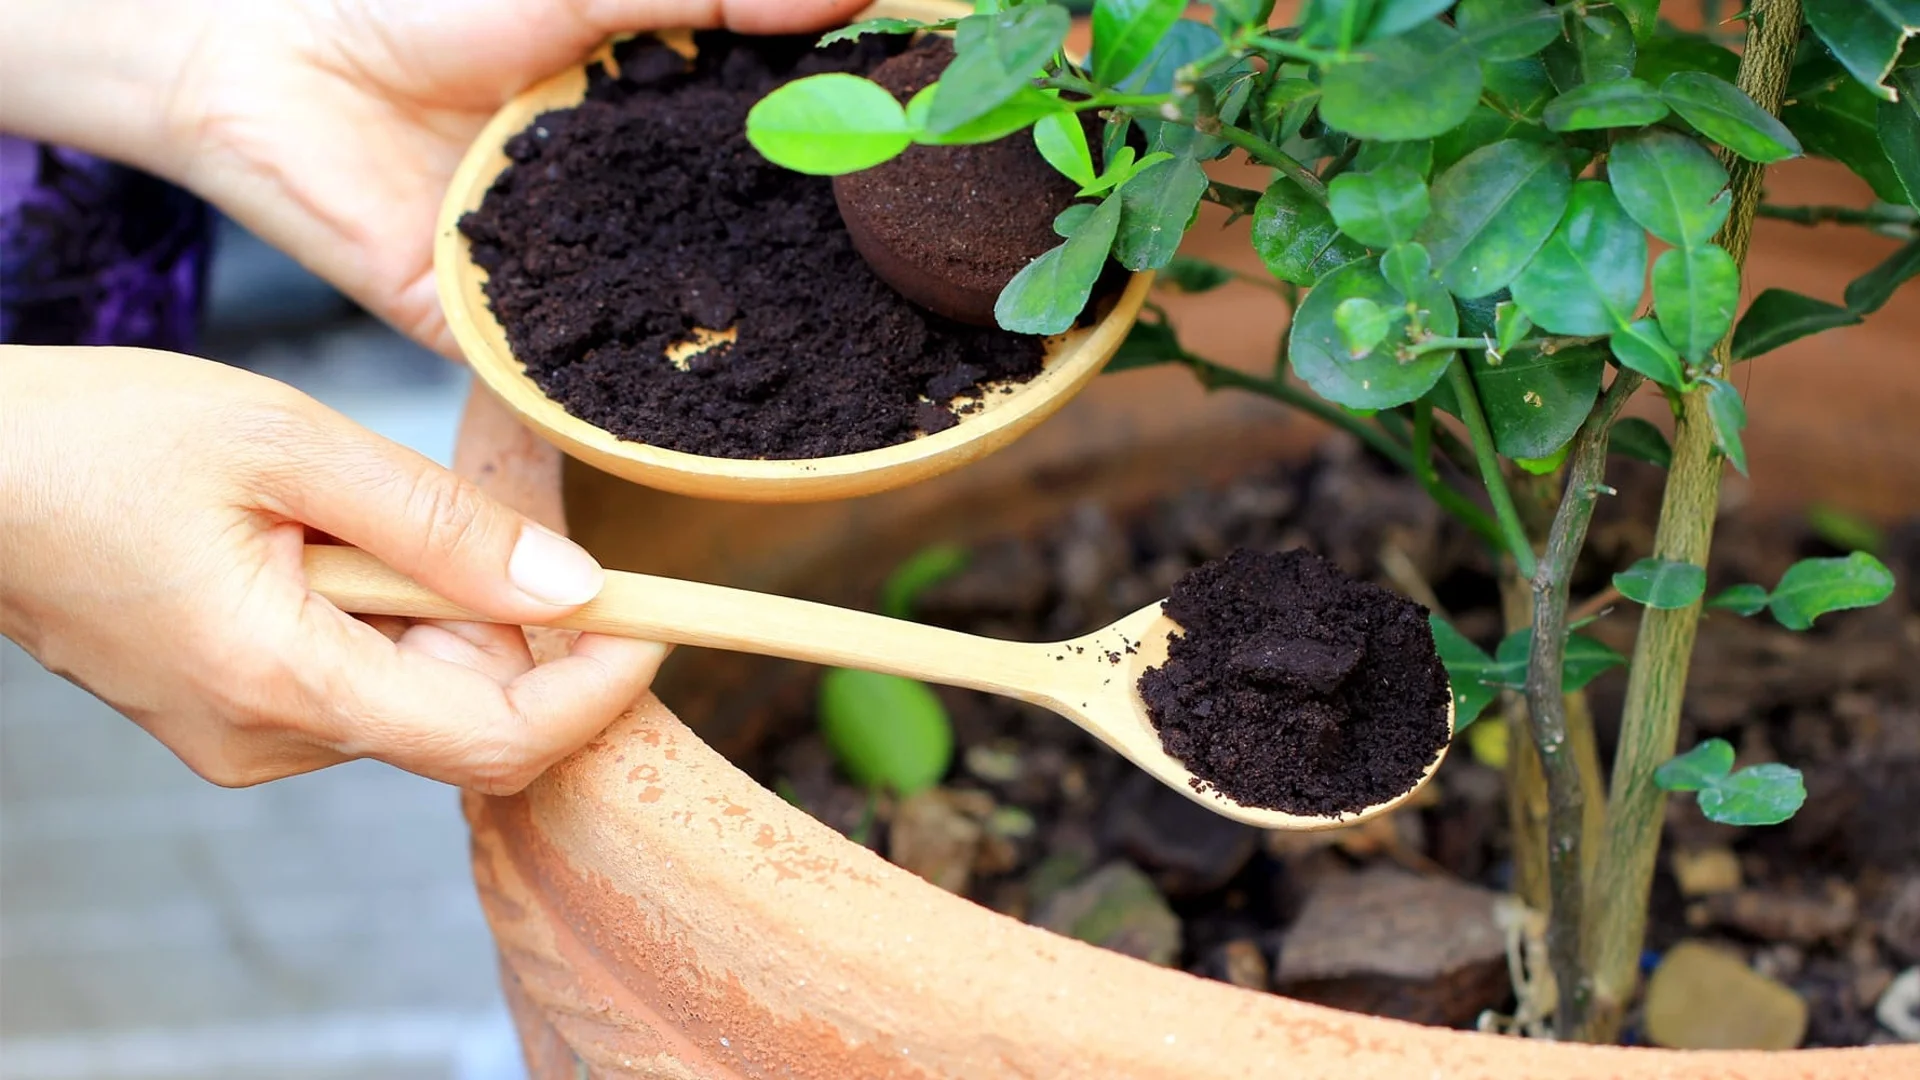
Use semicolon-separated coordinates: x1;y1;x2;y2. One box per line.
306;545;1449;830
434;16;1150;503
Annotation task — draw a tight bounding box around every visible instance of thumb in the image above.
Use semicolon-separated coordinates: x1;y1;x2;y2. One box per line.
586;0;874;35
251;400;604;623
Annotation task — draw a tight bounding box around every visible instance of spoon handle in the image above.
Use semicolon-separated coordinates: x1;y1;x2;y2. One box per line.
304;544;1063;704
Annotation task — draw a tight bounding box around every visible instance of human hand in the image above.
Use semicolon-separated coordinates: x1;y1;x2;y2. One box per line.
0;346;665;791
0;0;869;356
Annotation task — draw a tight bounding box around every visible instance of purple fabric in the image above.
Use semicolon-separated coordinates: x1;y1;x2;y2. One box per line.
1;135;213;350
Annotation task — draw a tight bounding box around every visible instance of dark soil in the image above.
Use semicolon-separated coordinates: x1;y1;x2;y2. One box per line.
728;438;1920;1045
832;37;1081;326
1140;548;1452;816
457;32;1050;460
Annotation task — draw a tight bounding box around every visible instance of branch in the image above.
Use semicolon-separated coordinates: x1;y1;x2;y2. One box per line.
1446;359;1538;578
1756;202;1918;229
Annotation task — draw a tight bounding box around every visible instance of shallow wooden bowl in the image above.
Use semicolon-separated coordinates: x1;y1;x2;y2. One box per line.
434;18;1151;503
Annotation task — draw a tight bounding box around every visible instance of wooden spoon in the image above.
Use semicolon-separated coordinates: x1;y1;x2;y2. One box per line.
306;545;1448;830
434;16;1151;504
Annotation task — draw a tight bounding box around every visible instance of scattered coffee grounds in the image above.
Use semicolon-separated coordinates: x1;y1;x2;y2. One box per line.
833;37;1080;326
457;32;1049;459
1138;548;1452;816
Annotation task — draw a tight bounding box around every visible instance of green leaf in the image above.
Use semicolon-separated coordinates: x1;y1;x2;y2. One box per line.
1367;0;1455;41
1329;165;1432;247
1514;443;1570;475
1882;67;1920;205
995;193;1121;334
1033;111;1096;188
1354;138;1435;178
1320;21;1484;141
1252;178;1370;286
1543;78;1672;131
1467;339;1608;460
1614;0;1659;42
1484;54;1560;119
819;17;958;46
1302;0;1378;50
1053;203;1095;237
1455;0;1562;62
1613;557;1708;609
880;545;971;619
1511;180;1648;335
818;669;953;796
1106;310;1188;372
1701;375;1749;475
1429;614;1500;731
1844;238;1920;315
1608;416;1671;467
1417;140;1572;299
1731;289;1863;361
1115;19;1222;94
1768;552;1898;630
906;85;1065;146
1334;297;1393;356
1489;628;1627;691
1804;0;1920;101
1808;504;1887;555
1159;256;1235;293
1545;8;1636;91
1264;77;1324;143
746;74;911;175
1610;318;1686;389
1707;583;1771;616
926;6;1072;137
1091;0;1187;85
1608;129;1732;247
1633;32;1739;89
1380;241;1435;296
1113;155;1209;270
1660;72;1804;163
1653;243;1739;364
1654;738;1735;792
1783;60;1909;205
1698;763;1807;826
1495;301;1533;353
1289;258;1460;409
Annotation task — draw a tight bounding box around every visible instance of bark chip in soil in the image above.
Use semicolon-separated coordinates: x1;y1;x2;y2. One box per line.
456;32;1049;460
1138;548;1452;816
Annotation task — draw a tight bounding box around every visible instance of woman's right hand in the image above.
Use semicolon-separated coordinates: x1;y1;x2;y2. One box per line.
0;345;666;792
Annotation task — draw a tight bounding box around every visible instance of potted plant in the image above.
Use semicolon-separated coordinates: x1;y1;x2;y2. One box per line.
444;0;1920;1074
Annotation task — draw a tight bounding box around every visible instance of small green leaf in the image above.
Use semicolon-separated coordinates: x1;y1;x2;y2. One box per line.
1466;338;1608;460
1514;443;1570;475
1320;21;1484;141
1354;139;1435;178
1510;180;1648;335
1804;0;1920;101
926;7;1072;137
1614;0;1660;42
1783;59;1909;206
1653;243;1739;364
1613;557;1708;610
1417;139;1572;299
1881;68;1920;205
1660;72;1804;163
1731;289;1863;361
1489;628;1627;691
1033;111;1096;188
1113;155;1209;270
1654;738;1735;792
1159;256;1235;293
1707;583;1771;616
1608;129;1732;247
1495;301;1533;353
1543;78;1671;131
1807;504;1887;555
906;85;1064;146
880;545;971;620
1366;0;1456;41
1381;242;1435;296
819;669;953;796
1608;416;1672;467
746;74;912;175
1116;18;1222;94
995;193;1122;335
1768;552;1898;630
1091;0;1187;85
1252;178;1370;286
1545;7;1636;91
1699;764;1807;826
1329;165;1432;247
1610;318;1686;389
1053;203;1095;237
819;17;958;46
1455;0;1562;62
1701;375;1748;475
1106;310;1188;372
1302;0;1378;50
1429;614;1501;731
1334;297;1393;357
1289;258;1460;410
1843;238;1920;316
1633;32;1739;89
1264;77;1324;143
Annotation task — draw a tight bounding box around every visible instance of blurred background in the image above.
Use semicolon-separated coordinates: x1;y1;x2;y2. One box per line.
2;141;525;1080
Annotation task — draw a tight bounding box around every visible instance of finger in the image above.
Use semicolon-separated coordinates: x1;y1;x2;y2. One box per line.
395;620;535;686
359;614;412;642
585;0;874;36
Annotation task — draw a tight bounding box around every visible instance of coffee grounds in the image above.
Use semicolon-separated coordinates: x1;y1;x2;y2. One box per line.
457;32;1048;460
1138;548;1452;816
832;37;1080;326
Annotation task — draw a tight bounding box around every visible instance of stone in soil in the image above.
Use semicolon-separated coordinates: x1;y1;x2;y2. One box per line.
1193;938;1271;991
1692;881;1858;945
1138;548;1451;816
458;32;1047;460
1670;845;1743;897
1644;940;1808;1050
887;789;985;895
1877;967;1920;1041
1881;874;1920;964
1101;770;1257;897
1034;861;1182;967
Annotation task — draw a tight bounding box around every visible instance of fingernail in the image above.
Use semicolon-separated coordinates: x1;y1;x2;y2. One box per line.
508;523;604;607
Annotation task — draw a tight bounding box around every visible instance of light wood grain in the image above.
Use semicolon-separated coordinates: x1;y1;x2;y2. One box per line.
306;544;1447;830
432;2;1150;503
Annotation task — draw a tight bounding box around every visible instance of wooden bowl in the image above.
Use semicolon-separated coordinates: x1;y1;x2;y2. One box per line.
433;19;1150;503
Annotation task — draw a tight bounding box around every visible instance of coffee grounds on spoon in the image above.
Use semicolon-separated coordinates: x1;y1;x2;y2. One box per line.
1138;548;1452;816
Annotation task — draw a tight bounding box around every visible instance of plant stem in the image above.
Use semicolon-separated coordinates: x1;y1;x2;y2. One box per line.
1522;372;1641;1038
1203;122;1329;204
1756;202;1918;228
1579;0;1802;1044
1243;33;1351;67
1445;359;1538;578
